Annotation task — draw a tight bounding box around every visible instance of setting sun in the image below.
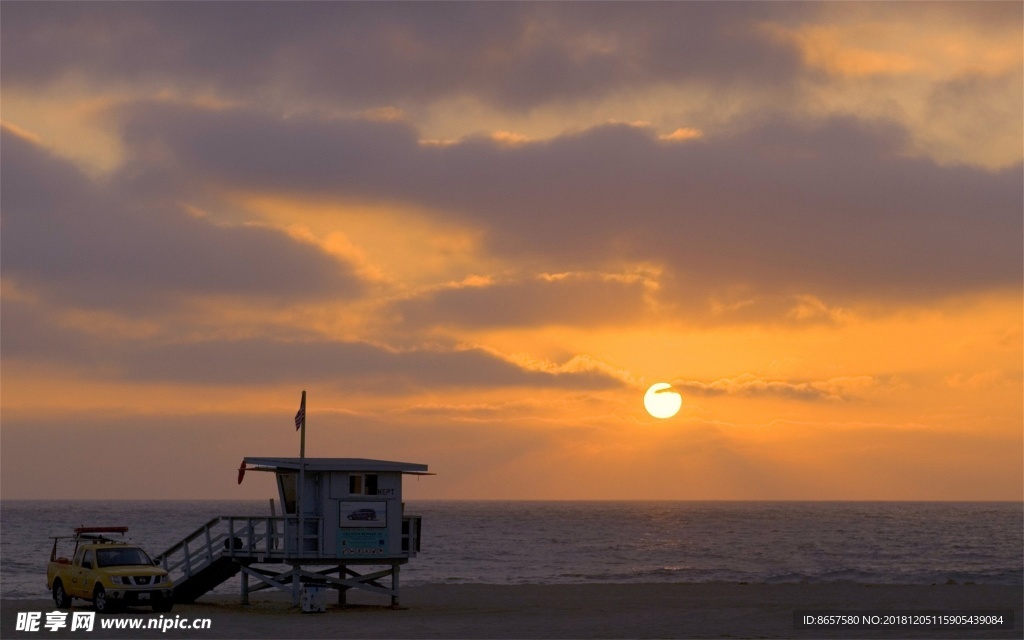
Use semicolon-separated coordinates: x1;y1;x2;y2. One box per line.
644;383;682;419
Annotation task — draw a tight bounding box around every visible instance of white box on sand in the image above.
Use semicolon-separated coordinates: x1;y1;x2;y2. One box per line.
300;586;327;613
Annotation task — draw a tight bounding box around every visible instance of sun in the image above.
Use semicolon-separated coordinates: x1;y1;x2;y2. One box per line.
644;383;682;419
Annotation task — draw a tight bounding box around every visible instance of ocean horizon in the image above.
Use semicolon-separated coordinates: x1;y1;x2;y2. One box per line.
3;500;1021;600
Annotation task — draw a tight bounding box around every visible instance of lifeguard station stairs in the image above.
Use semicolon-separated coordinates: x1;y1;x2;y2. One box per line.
154;513;422;606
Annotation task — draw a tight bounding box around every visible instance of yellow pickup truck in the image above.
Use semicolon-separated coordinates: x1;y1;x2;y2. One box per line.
47;527;173;613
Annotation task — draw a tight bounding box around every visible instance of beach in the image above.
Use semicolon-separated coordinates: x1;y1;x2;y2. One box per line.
3;582;1021;639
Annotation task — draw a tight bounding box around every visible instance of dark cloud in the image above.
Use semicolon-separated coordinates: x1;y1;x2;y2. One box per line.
394;274;651;329
926;70;1023;148
1;298;623;390
112;102;421;202
0;126;364;309
0;298;101;366
112;103;1023;307
0;3;802;112
124;339;621;390
672;374;877;402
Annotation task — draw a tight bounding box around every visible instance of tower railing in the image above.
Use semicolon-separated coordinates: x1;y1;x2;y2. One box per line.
155;516;323;582
155;515;421;589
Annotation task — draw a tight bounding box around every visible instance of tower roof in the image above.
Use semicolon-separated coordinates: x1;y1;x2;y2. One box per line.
243;457;430;474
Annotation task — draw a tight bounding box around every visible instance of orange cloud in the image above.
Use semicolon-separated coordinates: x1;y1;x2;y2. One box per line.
659;127;703;142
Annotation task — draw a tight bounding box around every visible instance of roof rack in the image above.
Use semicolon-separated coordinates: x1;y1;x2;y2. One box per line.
50;526;131;562
51;526;130;543
74;526;128;535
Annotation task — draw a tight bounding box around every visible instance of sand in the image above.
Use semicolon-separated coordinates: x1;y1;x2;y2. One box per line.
3;583;1021;639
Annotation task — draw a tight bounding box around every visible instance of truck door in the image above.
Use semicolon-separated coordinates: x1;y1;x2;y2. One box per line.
70;548;94;598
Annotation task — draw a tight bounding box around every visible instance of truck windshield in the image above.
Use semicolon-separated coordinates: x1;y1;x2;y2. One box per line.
96;547;153;567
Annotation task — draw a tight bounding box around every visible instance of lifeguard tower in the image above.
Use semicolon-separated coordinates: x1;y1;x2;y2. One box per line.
155;457;429;607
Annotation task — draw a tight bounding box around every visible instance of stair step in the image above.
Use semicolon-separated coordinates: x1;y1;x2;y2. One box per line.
173;556;241;603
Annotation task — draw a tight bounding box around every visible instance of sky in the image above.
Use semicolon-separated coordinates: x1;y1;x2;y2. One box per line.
1;2;1021;501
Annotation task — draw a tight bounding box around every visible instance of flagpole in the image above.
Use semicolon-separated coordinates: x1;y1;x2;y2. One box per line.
298;390;306;558
299;390;306;460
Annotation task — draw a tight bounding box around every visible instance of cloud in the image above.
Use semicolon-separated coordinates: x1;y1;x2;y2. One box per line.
394;271;653;329
673;374;878;402
0;297;624;391
123;339;625;390
0;3;802;112
922;70;1024;167
3;3;1017;173
110;102;1022;309
0;125;365;309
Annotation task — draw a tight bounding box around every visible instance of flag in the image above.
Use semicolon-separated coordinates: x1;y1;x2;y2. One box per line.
294;391;305;431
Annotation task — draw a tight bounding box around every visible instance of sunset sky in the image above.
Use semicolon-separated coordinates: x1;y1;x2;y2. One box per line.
2;2;1021;501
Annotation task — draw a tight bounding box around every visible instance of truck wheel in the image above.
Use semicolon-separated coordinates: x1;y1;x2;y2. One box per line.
93;585;111;613
52;580;72;608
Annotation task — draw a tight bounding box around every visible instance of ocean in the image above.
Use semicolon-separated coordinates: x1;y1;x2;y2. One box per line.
2;501;1020;599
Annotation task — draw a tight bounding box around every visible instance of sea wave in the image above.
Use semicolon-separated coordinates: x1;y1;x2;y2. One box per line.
3;500;1021;599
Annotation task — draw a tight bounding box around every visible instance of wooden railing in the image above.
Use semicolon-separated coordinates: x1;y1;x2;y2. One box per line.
155;515;421;585
155;516;321;582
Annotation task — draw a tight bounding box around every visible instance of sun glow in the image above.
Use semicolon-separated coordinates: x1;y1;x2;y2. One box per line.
643;383;682;419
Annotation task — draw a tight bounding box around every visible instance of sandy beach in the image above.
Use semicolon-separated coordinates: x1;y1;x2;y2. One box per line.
3;582;1020;639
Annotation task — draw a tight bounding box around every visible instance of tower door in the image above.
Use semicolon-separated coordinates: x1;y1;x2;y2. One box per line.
276;472;297;515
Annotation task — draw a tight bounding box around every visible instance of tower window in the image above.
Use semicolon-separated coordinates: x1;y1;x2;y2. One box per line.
349;473;379;496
